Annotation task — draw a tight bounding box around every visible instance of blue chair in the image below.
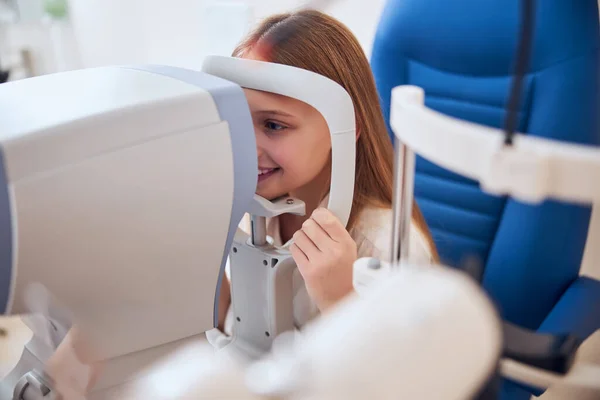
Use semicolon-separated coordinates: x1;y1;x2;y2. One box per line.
370;1;600;399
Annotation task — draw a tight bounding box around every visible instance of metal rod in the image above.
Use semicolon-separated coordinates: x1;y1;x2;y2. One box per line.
390;139;404;264
250;215;267;246
390;140;416;266
399;146;416;262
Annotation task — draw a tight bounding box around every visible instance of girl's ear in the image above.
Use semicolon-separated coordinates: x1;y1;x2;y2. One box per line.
355;126;361;141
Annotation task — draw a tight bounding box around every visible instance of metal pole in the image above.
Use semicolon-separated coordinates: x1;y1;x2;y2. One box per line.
390;139;416;266
250;215;268;246
400;146;416;262
390;139;404;264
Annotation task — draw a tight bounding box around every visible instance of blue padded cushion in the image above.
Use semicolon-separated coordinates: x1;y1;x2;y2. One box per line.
371;0;599;328
371;2;599;399
539;276;600;339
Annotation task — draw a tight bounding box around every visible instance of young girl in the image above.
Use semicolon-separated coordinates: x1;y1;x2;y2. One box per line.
217;9;439;333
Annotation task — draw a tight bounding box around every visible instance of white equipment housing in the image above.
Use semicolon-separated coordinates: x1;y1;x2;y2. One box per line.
0;56;357;398
0;57;597;399
0;65;258;397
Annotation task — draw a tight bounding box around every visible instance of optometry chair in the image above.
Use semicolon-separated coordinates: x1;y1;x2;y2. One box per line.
371;1;600;399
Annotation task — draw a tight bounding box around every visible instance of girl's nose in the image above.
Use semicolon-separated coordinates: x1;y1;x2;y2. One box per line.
256;143;265;158
254;129;267;158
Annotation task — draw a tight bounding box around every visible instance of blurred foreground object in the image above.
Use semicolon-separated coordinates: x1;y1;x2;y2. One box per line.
120;263;502;400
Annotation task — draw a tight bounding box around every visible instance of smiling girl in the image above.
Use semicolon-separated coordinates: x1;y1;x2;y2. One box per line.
217;9;439;333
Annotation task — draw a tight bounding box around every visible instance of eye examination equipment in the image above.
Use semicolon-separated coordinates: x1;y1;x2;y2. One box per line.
0;64;261;398
0;59;504;400
0;64;597;400
0;56;356;399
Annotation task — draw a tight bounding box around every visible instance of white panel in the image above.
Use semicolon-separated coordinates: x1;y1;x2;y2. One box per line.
0;67;214;141
10;121;234;359
0;67;221;182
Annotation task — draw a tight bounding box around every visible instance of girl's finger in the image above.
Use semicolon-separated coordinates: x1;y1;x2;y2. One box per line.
301;218;331;252
290;243;309;268
292;230;320;261
311;208;348;242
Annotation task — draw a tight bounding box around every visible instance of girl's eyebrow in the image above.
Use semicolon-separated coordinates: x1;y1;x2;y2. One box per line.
253;109;295;118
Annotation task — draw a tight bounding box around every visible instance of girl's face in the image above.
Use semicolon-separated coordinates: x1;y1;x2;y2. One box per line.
244;88;332;200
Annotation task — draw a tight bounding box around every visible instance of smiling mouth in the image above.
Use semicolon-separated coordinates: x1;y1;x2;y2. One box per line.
258;167;280;182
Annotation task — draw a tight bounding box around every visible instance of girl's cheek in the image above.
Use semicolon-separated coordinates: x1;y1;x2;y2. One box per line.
272;153;289;170
267;134;306;169
269;145;293;167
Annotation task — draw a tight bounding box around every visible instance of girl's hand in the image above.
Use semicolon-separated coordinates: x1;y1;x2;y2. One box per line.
290;208;357;312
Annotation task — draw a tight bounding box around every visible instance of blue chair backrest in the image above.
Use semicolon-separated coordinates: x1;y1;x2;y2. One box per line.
371;0;600;329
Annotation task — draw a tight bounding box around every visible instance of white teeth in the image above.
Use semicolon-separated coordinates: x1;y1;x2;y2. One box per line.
258;168;274;176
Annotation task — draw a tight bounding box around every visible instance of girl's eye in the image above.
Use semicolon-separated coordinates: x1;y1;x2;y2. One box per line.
265;121;287;132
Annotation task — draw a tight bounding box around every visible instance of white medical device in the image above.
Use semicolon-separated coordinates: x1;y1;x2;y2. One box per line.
0;53;597;400
0;64;261;398
0;56;356;398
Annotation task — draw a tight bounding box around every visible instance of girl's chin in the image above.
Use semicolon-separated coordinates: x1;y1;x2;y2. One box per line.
256;191;285;201
255;186;288;202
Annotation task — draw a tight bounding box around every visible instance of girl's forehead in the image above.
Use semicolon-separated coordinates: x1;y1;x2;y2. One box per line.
238;50;315;115
243;88;315;116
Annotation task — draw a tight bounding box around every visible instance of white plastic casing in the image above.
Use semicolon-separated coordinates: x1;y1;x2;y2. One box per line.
0;66;233;364
391;85;600;205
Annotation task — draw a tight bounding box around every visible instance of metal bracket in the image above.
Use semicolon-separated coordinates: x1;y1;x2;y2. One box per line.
13;370;55;400
248;195;305;218
248;195;306;246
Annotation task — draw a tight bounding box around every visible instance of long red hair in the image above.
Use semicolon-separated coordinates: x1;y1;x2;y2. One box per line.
233;10;438;260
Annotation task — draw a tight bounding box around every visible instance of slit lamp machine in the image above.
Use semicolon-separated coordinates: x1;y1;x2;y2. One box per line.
0;9;599;400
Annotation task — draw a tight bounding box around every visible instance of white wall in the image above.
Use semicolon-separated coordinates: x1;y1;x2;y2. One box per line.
65;0;386;71
0;21;55;75
1;0;387;78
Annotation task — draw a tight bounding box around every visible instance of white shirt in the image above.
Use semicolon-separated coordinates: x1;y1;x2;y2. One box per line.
224;201;434;334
